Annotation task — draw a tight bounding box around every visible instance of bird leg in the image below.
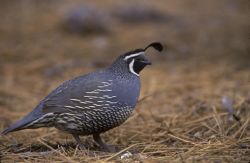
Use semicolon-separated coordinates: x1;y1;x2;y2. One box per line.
72;134;86;150
72;134;95;156
93;133;116;152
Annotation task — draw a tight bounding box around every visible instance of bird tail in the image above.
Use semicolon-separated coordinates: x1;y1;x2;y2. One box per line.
1;104;44;135
1;120;28;135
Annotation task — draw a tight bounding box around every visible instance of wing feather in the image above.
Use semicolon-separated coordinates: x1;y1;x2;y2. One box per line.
42;72;116;114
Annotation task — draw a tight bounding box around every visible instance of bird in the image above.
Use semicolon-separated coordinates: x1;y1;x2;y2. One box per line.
1;42;163;152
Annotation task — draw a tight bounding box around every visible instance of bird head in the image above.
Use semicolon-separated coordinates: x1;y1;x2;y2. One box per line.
121;42;163;76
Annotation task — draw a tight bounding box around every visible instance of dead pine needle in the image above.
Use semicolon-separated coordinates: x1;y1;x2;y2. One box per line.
167;134;199;146
212;106;224;136
104;144;137;161
37;139;76;163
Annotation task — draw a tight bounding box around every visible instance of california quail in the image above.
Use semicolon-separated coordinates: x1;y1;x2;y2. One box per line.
1;42;163;152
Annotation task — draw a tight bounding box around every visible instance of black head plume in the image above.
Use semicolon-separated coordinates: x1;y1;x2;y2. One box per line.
144;42;163;52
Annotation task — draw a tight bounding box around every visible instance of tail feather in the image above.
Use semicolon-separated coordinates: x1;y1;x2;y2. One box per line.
1;103;44;135
1;128;12;135
1;121;29;135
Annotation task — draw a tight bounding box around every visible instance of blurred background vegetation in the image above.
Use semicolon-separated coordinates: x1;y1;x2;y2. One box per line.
0;0;249;64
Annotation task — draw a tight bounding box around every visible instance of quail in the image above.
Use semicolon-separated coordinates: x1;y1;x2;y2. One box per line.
1;42;163;152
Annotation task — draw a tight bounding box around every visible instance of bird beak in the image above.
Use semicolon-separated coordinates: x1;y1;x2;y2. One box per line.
140;57;152;65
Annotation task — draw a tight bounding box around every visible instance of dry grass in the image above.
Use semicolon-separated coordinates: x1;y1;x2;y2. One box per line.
0;0;249;162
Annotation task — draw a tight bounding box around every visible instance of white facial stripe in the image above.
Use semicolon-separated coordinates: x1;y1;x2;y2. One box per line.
124;52;145;60
129;59;139;76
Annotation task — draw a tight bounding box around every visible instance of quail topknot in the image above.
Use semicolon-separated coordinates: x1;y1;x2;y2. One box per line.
2;42;163;152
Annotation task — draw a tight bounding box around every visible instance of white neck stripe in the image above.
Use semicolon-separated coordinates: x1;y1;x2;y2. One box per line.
129;59;139;76
124;52;144;60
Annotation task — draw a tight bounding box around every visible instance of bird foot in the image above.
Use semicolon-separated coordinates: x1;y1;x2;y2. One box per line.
93;134;119;153
77;143;86;150
76;144;95;156
100;144;118;153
